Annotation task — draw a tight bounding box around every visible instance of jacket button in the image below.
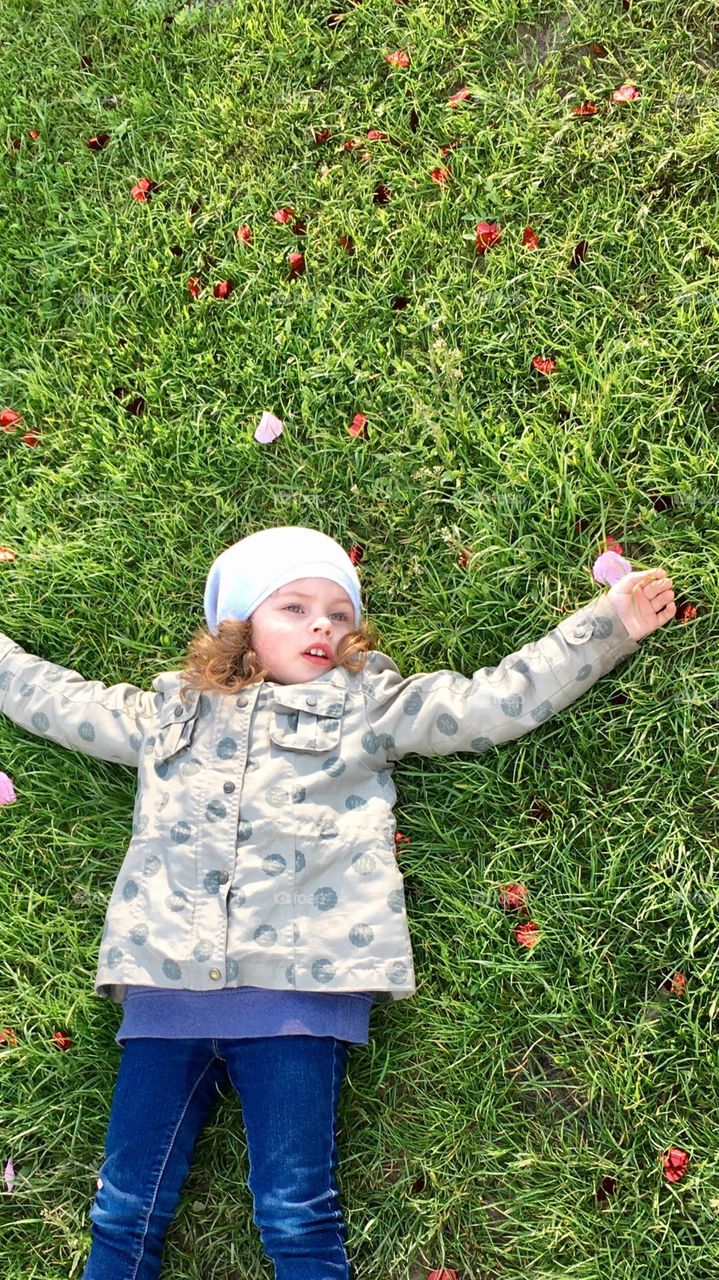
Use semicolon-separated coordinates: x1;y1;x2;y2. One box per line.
218;871;229;884
209;968;222;980
306;695;317;706
173;704;183;718
236;696;248;708
223;781;235;794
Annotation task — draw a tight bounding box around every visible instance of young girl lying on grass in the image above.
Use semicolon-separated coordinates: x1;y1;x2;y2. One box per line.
0;525;675;1279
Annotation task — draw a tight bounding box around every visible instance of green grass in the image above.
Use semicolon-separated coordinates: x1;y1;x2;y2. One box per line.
1;0;718;1275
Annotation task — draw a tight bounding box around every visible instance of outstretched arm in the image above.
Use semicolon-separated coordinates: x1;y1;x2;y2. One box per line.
362;570;674;764
0;631;160;768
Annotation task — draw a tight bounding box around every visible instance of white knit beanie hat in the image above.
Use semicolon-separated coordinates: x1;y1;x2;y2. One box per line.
203;526;363;636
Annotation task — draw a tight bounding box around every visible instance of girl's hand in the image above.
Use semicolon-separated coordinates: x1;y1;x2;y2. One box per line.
606;568;676;641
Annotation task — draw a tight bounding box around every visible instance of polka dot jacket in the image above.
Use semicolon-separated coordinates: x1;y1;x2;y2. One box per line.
0;593;640;1006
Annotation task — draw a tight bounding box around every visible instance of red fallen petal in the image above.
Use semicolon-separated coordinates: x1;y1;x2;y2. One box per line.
514;920;540;947
591;42;608;57
675;601;696;623
662;1147;688;1182
235;225;252;243
572;101;599;116
431;166;451;185
0;408;22;430
669;971;687;996
87;133;111;150
0;546;17;562
532;356;557;375
385;49;410;68
394;832;411;845
288;251;306;280
605;536;624;554
213;280;233;299
337;235;355;255
448;86;471;106
187;276;202;298
373;184;391;204
348;413;367;438
428;1270;458;1280
273;206;296;223
348;543;364;565
313;128;332;143
28;129;40;140
0;1027;18;1045
458;545;473;568
499;882;529;911
53;1030;73;1050
131;178;154;201
343;138;359;150
612;84;641;103
475;221;501;254
21;431;40;446
522;225;540;249
366;129;389;141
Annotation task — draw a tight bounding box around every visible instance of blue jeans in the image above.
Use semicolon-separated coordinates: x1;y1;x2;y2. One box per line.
81;1035;353;1280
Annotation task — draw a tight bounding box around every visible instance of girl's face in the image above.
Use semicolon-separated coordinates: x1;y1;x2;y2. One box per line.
249;577;356;684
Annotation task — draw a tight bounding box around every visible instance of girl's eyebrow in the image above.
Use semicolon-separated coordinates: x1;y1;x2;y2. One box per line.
279;590;350;605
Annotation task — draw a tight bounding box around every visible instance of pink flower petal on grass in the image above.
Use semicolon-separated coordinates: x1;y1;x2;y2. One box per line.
4;1156;14;1193
254;411;284;444
0;773;16;805
592;549;633;586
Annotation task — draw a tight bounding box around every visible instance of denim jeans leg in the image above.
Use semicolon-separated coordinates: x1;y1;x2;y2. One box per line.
222;1035;353;1280
81;1038;228;1280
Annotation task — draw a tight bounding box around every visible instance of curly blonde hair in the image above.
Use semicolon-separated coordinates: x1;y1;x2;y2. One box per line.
179;615;381;699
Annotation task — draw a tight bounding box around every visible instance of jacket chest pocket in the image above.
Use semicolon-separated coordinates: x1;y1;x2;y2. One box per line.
152;691;202;761
270;687;346;754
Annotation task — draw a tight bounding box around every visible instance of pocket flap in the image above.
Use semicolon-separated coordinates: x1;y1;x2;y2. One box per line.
272;687;346;719
157;689;201;730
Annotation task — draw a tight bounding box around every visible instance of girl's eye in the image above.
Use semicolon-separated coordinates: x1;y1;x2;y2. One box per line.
284;605;348;620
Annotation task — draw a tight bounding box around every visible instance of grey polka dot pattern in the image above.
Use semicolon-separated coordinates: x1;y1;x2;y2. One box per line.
262;852;287;877
204;870;224;894
345;794;367;810
312;959;336;983
388;890;404;912
292;785;306;803
217;737;238;760
162;958;182;980
469;737;494;753
132;813;149;836
589;615;613;639
0;670;10;691
254;924;277;947
349;923;373;947
530;701;553;723
167;891;189;912
403;690;423;716
267;785;289;807
192;940;213;962
500;693;523;717
107;947;123;968
351;851;379;876
129;923;149;945
237;821;252;843
144;855;162;876
31;710;50;733
314;887;338;910
318;818;338;839
386;960;410;984
226;957;239;980
361;730;381;754
322;752;345;773
435;712;459;737
295;850;306;874
206;799;227;822
122;879;139;902
511;659;532;677
170;821;192;844
78;720;96;742
576;663;593;680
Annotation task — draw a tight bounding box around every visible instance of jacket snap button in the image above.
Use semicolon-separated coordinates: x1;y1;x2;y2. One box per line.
173;704;183;718
218;871;229;884
209;968;221;980
306;695;317;706
223;781;235;794
237;696;248;708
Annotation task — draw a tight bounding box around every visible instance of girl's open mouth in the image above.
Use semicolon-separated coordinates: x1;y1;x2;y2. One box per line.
303;651;331;665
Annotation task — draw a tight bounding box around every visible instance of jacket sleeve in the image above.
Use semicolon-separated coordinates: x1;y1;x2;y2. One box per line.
362;593;642;763
0;631;161;768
